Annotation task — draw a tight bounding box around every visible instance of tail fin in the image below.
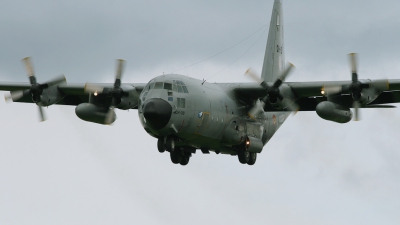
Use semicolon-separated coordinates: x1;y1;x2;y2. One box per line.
261;0;285;82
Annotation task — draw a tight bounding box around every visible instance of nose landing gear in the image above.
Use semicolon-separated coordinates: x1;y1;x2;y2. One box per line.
157;137;166;153
158;136;192;166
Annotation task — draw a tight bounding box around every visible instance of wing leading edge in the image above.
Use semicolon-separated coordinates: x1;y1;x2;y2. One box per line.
221;79;400;111
0;82;146;108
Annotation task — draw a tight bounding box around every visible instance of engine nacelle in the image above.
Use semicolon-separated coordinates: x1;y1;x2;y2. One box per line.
316;101;352;123
116;96;138;110
38;86;65;106
116;86;140;110
75;103;116;125
245;136;264;153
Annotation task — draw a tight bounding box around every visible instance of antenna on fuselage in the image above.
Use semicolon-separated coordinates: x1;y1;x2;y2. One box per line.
202;79;206;85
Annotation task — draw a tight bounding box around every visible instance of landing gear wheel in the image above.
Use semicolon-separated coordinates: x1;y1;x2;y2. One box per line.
170;151;182;164
238;149;250;164
247;152;257;165
166;136;175;152
157;137;165;153
180;154;190;166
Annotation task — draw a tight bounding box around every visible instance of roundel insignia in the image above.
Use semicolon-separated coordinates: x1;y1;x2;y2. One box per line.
198;112;203;118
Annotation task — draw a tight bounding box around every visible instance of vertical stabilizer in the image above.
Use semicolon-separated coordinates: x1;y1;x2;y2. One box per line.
261;0;285;82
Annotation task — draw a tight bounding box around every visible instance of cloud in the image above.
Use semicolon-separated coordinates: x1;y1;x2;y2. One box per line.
1;0;400;224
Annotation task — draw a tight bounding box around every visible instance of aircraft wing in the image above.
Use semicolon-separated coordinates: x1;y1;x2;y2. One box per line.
225;79;400;111
0;82;147;107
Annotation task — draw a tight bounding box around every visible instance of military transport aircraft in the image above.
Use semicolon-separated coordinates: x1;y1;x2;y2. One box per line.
1;0;400;166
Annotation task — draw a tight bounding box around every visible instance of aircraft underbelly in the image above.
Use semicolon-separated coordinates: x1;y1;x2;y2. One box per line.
176;89;239;148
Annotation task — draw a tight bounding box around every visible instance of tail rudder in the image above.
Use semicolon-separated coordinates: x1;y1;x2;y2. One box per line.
261;0;285;82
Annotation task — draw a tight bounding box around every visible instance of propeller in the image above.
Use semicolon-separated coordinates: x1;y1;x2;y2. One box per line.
348;53;365;121
245;63;299;119
323;53;389;121
5;57;66;122
84;59;126;125
106;59;125;125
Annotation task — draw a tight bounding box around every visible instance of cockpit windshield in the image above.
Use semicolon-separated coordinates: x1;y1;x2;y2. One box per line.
154;82;163;89
146;80;189;93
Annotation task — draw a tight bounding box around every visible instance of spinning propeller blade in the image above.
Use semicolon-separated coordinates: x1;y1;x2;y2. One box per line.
245;68;264;85
37;104;46;122
84;83;105;94
105;59;126;125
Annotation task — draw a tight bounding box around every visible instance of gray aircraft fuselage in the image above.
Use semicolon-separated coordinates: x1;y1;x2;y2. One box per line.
138;74;289;155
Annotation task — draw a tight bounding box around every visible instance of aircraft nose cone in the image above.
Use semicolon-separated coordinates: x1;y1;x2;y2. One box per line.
143;98;172;130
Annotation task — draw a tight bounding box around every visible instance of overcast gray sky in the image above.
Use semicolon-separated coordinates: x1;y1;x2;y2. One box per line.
1;0;400;224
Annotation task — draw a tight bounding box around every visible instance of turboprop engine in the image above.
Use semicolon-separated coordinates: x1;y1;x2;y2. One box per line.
75;103;116;125
84;59;140;125
245;64;299;119
112;86;140;110
4;57;67;122
316;101;352;123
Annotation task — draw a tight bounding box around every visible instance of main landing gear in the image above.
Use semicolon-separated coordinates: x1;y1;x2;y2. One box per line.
237;146;257;165
158;136;192;166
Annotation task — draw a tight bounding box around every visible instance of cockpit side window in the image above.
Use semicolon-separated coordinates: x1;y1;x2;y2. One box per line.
177;85;183;93
149;83;155;90
172;80;189;93
143;83;150;91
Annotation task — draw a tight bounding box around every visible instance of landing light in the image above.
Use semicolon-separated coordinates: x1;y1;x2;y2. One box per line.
321;90;325;95
246;141;250;145
94;91;98;96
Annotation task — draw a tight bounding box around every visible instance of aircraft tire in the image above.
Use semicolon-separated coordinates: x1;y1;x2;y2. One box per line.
238;149;249;164
166;136;175;152
180;154;190;166
247;152;257;165
170;151;182;164
157;137;165;153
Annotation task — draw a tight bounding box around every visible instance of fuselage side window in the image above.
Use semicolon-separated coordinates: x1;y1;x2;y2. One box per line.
154;82;163;89
177;98;185;108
